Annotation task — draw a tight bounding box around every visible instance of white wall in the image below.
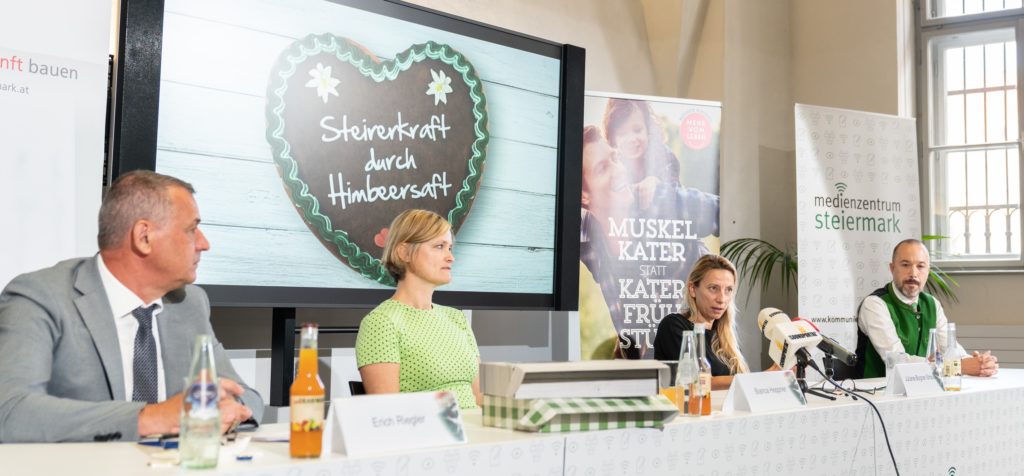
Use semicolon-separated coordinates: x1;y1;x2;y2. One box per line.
408;0;659;95
791;0;901;116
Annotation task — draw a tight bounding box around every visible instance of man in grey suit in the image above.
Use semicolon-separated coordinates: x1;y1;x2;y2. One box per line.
0;171;263;442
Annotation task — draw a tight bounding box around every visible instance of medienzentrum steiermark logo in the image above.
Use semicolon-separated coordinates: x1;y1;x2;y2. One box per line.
811;182;902;232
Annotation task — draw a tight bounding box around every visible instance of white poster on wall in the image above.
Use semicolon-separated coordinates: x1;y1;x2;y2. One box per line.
0;2;111;287
795;104;921;358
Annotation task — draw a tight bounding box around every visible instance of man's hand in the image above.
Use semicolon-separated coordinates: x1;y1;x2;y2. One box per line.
217;378;252;434
137;378;252;437
218;378;247;401
962;351;999;377
137;393;184;437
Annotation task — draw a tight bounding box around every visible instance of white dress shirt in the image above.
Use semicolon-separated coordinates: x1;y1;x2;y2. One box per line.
858;281;966;357
96;255;166;401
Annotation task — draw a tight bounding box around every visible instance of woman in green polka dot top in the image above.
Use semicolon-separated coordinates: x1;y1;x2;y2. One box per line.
355;209;482;409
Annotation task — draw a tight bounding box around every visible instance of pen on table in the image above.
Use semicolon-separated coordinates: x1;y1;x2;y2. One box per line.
138;434;178;449
225;419;241;443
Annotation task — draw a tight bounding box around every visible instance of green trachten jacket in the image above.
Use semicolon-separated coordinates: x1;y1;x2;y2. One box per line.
857;283;937;379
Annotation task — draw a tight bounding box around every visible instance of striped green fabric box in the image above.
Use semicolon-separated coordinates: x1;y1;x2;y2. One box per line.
481;395;678;433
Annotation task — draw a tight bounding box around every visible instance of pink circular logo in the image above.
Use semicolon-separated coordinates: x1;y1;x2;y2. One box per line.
680;111;712;150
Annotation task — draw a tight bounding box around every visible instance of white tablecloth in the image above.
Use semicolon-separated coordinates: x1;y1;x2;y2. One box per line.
3;370;1022;476
564;372;1024;475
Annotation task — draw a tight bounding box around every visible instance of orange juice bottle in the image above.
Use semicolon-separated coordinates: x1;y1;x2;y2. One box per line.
694;325;712;415
290;323;325;458
676;331;699;416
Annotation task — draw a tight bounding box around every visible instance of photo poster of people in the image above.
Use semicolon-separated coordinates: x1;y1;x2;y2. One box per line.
579;92;722;360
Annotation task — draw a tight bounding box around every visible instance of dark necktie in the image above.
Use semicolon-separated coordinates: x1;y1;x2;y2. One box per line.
131;305;159;403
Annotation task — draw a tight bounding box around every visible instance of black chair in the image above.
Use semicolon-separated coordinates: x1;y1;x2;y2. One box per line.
348;380;366;396
849;328;869;380
826;352;859;381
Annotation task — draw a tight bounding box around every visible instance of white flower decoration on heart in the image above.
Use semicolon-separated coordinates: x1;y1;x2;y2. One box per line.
426;68;453;105
305;63;340;104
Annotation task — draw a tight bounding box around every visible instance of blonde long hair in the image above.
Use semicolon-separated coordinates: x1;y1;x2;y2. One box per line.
685;254;749;374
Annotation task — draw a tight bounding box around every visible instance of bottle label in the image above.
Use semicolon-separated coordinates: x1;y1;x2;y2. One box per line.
185;380;218;417
291;395;325;432
943;359;962;377
699;372;711;396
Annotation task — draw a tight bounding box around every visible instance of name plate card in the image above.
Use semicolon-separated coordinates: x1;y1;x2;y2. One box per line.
889;362;944;397
323;391;467;456
722;370;806;413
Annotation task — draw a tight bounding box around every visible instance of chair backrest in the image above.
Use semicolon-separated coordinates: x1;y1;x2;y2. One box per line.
827;350;860;381
348;380;366;396
850;328;869;380
850;294;875;380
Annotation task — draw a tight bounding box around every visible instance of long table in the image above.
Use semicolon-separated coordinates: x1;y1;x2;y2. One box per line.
565;372;1024;475
4;370;1023;476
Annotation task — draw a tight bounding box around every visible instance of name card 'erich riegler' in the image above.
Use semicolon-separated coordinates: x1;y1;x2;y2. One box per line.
322;391;466;457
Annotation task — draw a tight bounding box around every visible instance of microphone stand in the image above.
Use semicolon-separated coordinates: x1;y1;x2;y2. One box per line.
813;354;844;397
823;354;836;381
796;351;836;401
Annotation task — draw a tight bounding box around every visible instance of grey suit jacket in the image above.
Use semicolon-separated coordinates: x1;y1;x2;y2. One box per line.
0;256;264;442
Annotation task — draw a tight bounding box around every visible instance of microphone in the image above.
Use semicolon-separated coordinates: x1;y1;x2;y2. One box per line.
756;308;822;369
815;333;858;367
756;307;791;338
788;316;858;367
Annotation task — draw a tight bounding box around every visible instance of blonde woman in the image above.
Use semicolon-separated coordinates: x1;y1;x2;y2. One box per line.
653;254;750;390
355;209;482;409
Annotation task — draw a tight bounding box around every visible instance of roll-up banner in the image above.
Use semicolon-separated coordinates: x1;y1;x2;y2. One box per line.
0;2;111;286
580;92;721;359
795;104;921;356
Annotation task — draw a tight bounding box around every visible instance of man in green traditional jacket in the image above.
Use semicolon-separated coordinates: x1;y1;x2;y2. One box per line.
856;239;999;379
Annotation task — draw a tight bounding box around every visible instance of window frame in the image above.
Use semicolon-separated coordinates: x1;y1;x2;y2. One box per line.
921;5;1024;28
918;2;1024;269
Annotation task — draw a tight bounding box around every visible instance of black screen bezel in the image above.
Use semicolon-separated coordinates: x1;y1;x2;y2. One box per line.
111;0;583;310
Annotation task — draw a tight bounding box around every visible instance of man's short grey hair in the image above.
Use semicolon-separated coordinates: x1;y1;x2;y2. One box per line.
97;170;195;250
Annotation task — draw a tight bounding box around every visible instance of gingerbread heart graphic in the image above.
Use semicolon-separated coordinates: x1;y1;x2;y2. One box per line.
266;34;488;285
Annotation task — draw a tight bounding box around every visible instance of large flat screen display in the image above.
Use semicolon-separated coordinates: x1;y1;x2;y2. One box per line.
113;0;584;309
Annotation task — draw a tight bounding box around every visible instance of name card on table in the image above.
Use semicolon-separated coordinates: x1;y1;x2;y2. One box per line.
322;391;467;456
722;370;806;413
889;362;944;397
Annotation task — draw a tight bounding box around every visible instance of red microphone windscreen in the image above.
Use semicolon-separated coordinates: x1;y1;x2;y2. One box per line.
790;317;821;332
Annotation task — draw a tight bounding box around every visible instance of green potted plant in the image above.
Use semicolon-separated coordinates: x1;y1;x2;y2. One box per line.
720;235;959;303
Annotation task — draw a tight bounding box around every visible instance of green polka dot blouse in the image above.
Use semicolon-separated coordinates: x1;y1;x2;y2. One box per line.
355;299;480;409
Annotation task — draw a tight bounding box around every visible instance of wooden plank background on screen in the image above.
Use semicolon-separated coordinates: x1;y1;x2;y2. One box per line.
155;0;561;293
